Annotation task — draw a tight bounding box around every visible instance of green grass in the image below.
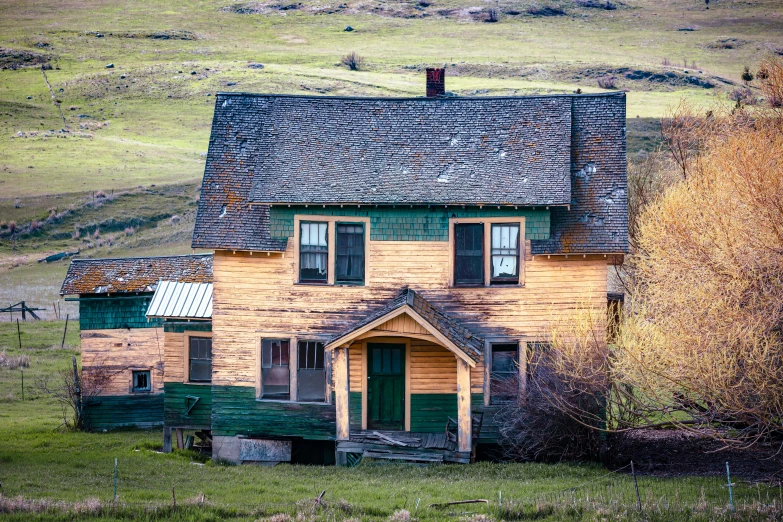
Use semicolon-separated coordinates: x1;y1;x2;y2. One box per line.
0;321;780;521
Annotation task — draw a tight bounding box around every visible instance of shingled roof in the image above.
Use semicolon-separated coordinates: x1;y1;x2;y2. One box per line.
60;254;213;295
194;91;627;254
327;288;484;364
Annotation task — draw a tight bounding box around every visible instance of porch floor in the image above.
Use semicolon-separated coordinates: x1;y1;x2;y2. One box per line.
336;430;472;464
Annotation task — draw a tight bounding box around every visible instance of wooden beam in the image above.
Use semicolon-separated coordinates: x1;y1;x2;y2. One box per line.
456;359;471;453
334;347;350;441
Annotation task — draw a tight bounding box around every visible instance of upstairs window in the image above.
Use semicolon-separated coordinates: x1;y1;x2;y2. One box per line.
262;339;290;400
491;224;520;284
454;223;484;285
298;341;326;402
490;343;518;404
132;370;151;393
300;222;328;283
189;337;212;383
335;223;365;285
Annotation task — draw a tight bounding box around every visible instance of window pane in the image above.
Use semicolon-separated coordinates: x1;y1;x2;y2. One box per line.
336;223;364;283
262;366;290;399
263;339;289;368
299;369;326;402
492;350;517;373
490;343;518;404
491;224;519;281
189;337;212;383
133;371;150;392
298;341;325;370
300;222;328;282
455;224;484;284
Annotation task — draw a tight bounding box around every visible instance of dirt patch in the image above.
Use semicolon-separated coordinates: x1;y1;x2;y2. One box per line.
706;37;749;50
605;429;783;481
86;30;199;40
0;49;50;71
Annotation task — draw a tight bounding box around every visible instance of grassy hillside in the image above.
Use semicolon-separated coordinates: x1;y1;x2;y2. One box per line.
0;0;781;312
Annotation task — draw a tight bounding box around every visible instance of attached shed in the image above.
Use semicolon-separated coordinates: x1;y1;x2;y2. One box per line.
60;254;212;430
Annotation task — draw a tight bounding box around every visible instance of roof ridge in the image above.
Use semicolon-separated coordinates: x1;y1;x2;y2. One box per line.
70;253;213;263
216;91;625;101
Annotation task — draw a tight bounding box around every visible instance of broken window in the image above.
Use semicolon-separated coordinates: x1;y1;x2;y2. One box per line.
132;370;151;392
298;341;326;402
262;339;290;399
300;222;328;283
491;223;520;284
490;343;518;404
335;223;364;284
454;223;484;285
189;337;212;383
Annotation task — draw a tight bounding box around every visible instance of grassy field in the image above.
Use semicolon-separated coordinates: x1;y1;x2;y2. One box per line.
0;321;781;521
2;0;782;314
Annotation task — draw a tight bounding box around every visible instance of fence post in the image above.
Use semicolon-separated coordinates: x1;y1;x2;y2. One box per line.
17;319;21;349
61;314;69;349
726;462;734;511
631;460;642;512
113;458;118;505
21;301;26;321
21;369;24;401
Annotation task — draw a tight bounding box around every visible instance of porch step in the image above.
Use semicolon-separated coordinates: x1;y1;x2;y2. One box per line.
363;449;444;463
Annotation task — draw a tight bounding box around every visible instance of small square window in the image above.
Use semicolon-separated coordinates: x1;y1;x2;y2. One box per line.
132;370;151;393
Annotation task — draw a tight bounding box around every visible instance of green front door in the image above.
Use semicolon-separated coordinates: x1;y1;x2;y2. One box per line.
367;343;405;430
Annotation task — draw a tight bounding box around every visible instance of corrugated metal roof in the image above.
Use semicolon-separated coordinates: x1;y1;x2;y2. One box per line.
146;280;213;319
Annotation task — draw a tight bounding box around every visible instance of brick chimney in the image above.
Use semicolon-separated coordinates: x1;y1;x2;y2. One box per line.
426;68;445;97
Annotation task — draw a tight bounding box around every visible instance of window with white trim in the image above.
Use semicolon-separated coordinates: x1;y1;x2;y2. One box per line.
297;341;326;402
262;339;290;399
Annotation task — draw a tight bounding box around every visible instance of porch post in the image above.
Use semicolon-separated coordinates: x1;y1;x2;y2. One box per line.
456;358;472;453
334;346;350;441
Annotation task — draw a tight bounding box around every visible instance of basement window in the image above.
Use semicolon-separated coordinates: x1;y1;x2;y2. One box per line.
262;339;290;400
132;370;151;393
490;343;519;405
297;341;326;402
189;337;212;383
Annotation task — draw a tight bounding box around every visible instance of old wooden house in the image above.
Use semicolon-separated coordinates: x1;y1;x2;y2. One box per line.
168;69;627;464
60;254;212;430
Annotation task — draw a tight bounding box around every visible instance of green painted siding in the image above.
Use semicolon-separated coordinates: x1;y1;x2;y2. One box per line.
409;393;499;442
163;322;212;333
164;382;212;429
212;386;336;440
79;295;161;330
84;394;164;431
270;207;550;242
349;391;362;431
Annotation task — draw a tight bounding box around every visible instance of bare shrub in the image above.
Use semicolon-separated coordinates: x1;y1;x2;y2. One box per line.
618;100;783;448
341;52;364;71
729;86;756;105
37;357;124;430
484;8;499;22
597;76;617;89
0;350;31;370
94;190;106;198
627;153;674;250
29;220;42;232
758;56;783;108
741;65;754;84
498;304;613;462
14;198;21;208
0;221;6;229
124;226;135;236
661;57;672;66
92;228;100;239
7;221;16;235
169;214;181;224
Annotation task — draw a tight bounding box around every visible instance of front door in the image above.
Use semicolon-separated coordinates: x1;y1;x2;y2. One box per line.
367;343;405;430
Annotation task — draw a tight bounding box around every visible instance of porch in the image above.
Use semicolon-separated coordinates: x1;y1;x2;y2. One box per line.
327;289;486;465
336;429;471;465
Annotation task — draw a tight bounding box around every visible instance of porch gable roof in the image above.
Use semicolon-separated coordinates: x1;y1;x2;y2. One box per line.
325;289;484;366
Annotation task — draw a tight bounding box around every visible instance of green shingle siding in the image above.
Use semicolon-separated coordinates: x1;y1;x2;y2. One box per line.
163;322;212;333
84;394;164;431
270;207;550;242
79;295;161;330
164;382;213;429
349;391;362;431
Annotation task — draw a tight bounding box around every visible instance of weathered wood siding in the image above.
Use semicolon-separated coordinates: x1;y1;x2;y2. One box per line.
164;382;212;429
79;295;160;330
211;238;607;441
84;394;164;431
81;328;164;396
